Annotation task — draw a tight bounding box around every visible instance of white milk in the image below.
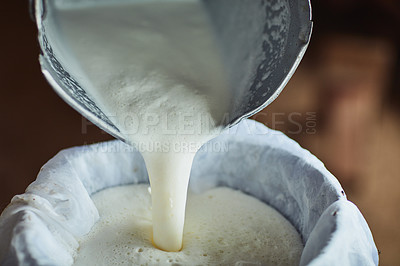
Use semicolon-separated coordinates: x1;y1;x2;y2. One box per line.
74;184;303;265
56;2;303;262
57;1;229;251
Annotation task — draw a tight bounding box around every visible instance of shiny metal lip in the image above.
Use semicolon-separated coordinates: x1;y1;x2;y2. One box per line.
40;58;126;142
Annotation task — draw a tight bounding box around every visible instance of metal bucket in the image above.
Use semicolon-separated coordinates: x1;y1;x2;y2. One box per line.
32;0;312;142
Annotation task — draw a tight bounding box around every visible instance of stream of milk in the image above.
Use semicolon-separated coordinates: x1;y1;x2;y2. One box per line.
56;1;230;251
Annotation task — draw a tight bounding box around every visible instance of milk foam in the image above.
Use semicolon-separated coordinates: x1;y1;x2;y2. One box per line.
74;185;303;265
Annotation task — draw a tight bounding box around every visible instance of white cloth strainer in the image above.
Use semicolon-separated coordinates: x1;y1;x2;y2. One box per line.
0;120;378;265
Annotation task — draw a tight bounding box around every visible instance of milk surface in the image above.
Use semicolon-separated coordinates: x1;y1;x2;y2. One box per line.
74;184;303;265
57;1;230;251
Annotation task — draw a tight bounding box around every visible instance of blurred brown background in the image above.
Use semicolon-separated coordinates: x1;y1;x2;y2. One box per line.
1;1;400;265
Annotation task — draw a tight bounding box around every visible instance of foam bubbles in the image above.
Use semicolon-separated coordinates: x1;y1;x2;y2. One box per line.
73;185;303;265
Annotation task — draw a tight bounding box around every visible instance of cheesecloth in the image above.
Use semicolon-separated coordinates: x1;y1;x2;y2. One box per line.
0;120;378;265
